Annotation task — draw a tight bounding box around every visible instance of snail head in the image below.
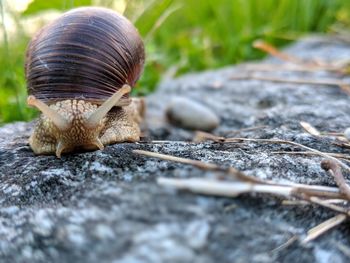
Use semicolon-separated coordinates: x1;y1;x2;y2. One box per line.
27;85;131;157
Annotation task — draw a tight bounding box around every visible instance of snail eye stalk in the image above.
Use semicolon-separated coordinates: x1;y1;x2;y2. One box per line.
27;95;70;131
85;84;131;129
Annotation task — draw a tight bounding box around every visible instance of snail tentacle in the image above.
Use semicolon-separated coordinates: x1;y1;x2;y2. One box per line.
27;95;70;131
85;84;131;129
55;141;66;158
92;138;104;151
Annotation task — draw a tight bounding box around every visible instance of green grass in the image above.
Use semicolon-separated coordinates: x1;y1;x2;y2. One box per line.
1;0;350;124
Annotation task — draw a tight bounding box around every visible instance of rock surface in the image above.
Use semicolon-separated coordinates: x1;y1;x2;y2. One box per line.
1;37;350;263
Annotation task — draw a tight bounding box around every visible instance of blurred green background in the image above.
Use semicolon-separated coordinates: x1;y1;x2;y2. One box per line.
0;0;350;125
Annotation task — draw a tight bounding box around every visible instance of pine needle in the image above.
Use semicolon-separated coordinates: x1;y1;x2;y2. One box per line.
302;214;347;244
300;121;321;136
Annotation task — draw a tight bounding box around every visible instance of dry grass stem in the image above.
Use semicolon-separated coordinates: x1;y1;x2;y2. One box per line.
282;200;310;206
273;181;344;199
223;203;237;212
193;131;226;142
302;214;347;244
300;121;321;136
222;126;268;136
133;149;263;183
291;186;344;199
271;151;350;161
333;141;350;149
157;177;294;197
271;235;298;253
307;196;350;215
321;159;350;200
240;63;329;73
229;74;350;95
149;140;191;144
193;132;350;193
283;198;346;206
334;241;350;258
156;177;345;199
253;40;315;66
133;149;217;170
324;132;345;136
322;199;348;204
135;133;350;242
134;148;346;199
220;137;350;174
252;40;345;73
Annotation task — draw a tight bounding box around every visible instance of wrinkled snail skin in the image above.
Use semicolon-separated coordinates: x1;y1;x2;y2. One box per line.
25;7;145;158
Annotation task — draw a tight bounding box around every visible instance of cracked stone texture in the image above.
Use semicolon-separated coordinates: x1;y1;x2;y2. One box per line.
1;36;350;263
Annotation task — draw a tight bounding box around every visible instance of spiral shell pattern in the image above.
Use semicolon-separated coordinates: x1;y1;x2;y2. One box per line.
25;7;145;104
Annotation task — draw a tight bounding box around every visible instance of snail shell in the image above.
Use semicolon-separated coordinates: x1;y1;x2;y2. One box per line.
25;7;145;104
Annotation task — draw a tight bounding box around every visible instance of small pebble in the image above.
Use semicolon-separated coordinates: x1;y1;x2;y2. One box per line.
166;97;220;132
344;127;350;140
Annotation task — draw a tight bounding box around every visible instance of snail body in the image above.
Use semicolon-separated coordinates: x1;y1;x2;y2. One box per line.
25;7;145;157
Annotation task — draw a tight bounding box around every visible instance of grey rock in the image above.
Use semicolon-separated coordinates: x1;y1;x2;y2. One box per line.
166;97;220;131
1;36;350;262
115;222;210;263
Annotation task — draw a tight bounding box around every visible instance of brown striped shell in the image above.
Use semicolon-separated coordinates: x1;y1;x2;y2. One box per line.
25;7;145;104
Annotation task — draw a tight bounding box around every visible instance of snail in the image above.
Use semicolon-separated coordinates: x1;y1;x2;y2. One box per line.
25;7;145;158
